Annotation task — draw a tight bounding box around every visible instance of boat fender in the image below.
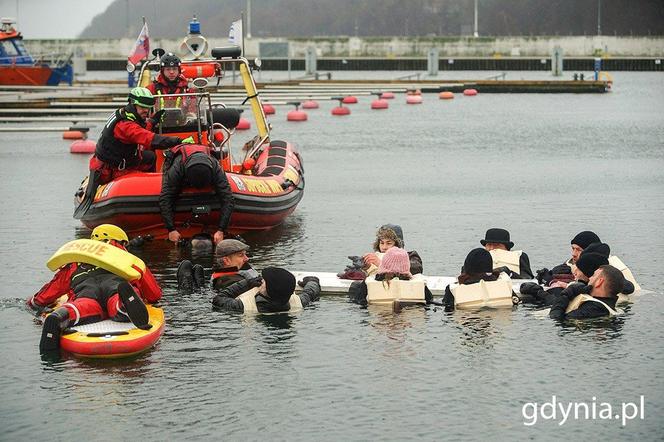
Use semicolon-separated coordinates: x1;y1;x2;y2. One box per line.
451;275;514;309
47;239;146;281
237;288;303;313
489;249;522;274
608;255;641;291
565;294;619;316
366;274;426;305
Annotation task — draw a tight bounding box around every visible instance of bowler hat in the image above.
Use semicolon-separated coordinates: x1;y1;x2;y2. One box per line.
480;228;514;250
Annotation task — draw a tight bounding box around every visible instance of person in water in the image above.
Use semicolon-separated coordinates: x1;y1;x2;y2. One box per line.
442;248;515;312
519;242;634;305
177;238;257;293
159;145;234;244
479;228;534;279
348;247;432;307
549;264;625;320
27;224;162;353
211;267;320;313
339;224;423;280
536;230;601;286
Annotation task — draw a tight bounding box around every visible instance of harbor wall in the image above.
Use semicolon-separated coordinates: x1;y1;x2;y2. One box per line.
24;35;664;59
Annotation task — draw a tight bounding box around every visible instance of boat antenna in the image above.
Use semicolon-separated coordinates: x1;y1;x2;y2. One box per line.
241;11;246;57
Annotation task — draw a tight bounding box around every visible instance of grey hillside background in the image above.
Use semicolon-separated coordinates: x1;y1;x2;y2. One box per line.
80;0;664;39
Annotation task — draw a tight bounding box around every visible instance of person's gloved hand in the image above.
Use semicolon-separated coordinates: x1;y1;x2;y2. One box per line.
181;136;195;144
247;276;263;288
298;276;320;287
536;268;552;284
152;134;183;149
519;282;542;296
148;109;166;127
566;282;592;297
127;234;153;249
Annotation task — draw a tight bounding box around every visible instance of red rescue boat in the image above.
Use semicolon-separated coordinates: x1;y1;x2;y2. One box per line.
74;46;305;238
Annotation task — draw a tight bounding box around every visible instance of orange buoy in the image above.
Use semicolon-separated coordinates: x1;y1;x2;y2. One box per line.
371;98;389;110
331;106;350;116
70;139;95;154
380;92;395;99
463;88;478;96
439;91;455;100
180;61;220;78
262;104;275;115
342;96;358;104
406;95;423;104
236;118;251;130
287;110;308;121
63;130;84;140
302;100;319;109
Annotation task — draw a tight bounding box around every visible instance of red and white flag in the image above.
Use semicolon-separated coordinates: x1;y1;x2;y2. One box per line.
128;22;150;66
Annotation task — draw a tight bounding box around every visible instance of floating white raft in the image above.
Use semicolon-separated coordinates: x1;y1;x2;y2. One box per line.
290;271;533;296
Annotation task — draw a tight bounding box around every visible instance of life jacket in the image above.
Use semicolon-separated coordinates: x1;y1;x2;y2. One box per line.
236;288;303;313
95;107;145;168
163;144;211;171
450;274;515;309
489;249;522;274
608;255;641;291
150;74;190;109
365;274;426;305
565;294;619;316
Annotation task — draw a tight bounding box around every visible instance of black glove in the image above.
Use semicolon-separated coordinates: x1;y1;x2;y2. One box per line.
565;282;592;298
520;282;542;296
33;304;54;316
127;234;153;249
247;276;263;288
298;276;320;287
536;268;552;284
148;109;166;127
152;134;182;149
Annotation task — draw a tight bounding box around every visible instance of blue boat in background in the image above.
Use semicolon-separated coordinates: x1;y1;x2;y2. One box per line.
0;17;73;86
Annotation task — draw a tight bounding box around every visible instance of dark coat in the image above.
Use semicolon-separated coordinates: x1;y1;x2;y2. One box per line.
549;282;618;320
212;279;320;313
159;152;234;232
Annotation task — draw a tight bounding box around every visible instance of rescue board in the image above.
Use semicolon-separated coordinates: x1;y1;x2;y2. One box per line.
290;271;534;296
40;298;164;358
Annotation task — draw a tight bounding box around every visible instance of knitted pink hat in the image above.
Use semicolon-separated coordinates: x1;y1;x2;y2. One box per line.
377;247;411;275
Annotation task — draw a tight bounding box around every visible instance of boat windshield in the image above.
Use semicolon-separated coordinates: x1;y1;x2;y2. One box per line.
153;92;209;131
0;39;33;65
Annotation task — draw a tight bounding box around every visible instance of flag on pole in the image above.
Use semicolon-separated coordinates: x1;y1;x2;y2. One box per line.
228;19;242;47
128;22;150;66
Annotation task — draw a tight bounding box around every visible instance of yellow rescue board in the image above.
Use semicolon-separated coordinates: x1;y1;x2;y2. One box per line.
46;239;145;281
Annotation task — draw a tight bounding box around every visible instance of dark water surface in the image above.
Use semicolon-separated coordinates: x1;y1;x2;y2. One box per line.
1;72;663;440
